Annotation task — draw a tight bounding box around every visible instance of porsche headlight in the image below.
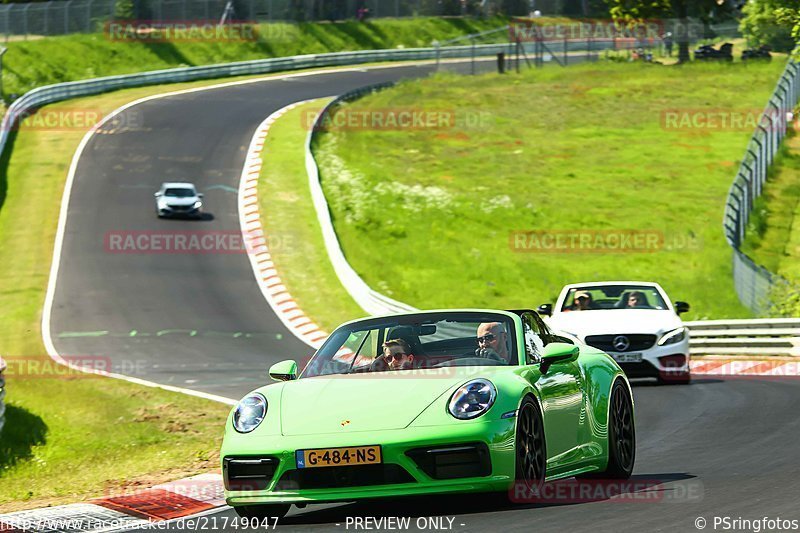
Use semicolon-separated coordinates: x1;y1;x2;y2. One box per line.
232;394;267;433
447;379;496;420
657;327;687;346
192;200;203;209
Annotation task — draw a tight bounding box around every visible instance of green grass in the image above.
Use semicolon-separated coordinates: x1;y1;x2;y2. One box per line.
741;131;800;281
1;17;506;97
314;60;787;320
0;75;294;512
257;99;366;333
740;128;800;317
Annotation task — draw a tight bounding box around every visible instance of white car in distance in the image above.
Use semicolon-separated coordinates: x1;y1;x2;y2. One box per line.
538;281;691;384
155;182;204;219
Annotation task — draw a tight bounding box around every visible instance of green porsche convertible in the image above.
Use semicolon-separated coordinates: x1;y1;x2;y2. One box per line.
220;309;635;518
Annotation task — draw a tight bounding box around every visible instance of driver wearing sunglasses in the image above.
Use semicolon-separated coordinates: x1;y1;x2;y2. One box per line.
475;322;510;363
381;338;416;371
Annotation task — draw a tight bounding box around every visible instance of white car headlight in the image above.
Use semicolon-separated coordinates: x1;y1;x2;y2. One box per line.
192;200;203;209
232;394;267;433
447;379;496;420
657;327;687;346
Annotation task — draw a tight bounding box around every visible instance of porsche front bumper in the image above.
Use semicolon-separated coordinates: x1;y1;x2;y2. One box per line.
221;418;517;505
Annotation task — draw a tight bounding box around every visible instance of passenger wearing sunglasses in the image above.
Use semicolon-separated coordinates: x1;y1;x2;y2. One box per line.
475;322;510;363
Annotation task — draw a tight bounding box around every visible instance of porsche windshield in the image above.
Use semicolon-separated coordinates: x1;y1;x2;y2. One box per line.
562;285;668;312
301;312;518;378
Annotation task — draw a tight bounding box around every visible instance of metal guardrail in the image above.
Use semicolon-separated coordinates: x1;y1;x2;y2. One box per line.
723;58;800;314
306;82;418;316
0;42;562;162
686;319;800;356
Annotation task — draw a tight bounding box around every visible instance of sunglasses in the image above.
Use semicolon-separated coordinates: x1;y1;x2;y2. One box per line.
477;334;497;344
384;352;409;361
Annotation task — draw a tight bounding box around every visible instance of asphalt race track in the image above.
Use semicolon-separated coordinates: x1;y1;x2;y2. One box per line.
155;377;800;532
47;61;800;531
49;63;457;399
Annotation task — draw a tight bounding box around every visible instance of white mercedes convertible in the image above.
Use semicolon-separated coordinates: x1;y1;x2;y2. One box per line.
538;281;691;384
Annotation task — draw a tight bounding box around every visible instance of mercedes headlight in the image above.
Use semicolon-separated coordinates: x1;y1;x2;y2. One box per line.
447;379;496;420
657;327;687;346
232;394;267;433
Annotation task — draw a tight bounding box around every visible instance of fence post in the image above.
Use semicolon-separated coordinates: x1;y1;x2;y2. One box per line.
471;37;475;75
64;0;72;34
23;3;32;40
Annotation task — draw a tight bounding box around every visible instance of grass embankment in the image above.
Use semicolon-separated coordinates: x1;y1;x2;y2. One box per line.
0;76;288;512
740;129;800;317
741;131;800;281
256;100;365;333
1;17;505;97
314;60;786;319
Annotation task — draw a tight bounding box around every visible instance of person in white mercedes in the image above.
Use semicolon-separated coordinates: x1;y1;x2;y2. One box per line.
538;281;691;384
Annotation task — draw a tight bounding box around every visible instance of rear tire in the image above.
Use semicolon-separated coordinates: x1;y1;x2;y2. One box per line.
233;504;290;519
601;379;635;479
510;396;546;503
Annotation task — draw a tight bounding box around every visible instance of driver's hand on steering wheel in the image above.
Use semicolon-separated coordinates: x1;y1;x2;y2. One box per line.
475;347;505;362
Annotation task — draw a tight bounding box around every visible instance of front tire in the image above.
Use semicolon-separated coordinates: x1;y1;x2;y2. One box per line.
510;396;546;502
602;379;635;478
233;504;290;519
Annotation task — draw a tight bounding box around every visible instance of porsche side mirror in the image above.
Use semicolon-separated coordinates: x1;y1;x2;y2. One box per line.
198;193;204;198
269;360;298;382
540;343;579;365
537;303;553;317
154;192;162;197
675;301;690;315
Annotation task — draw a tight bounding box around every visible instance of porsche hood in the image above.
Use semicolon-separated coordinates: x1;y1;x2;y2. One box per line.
278;370;488;436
